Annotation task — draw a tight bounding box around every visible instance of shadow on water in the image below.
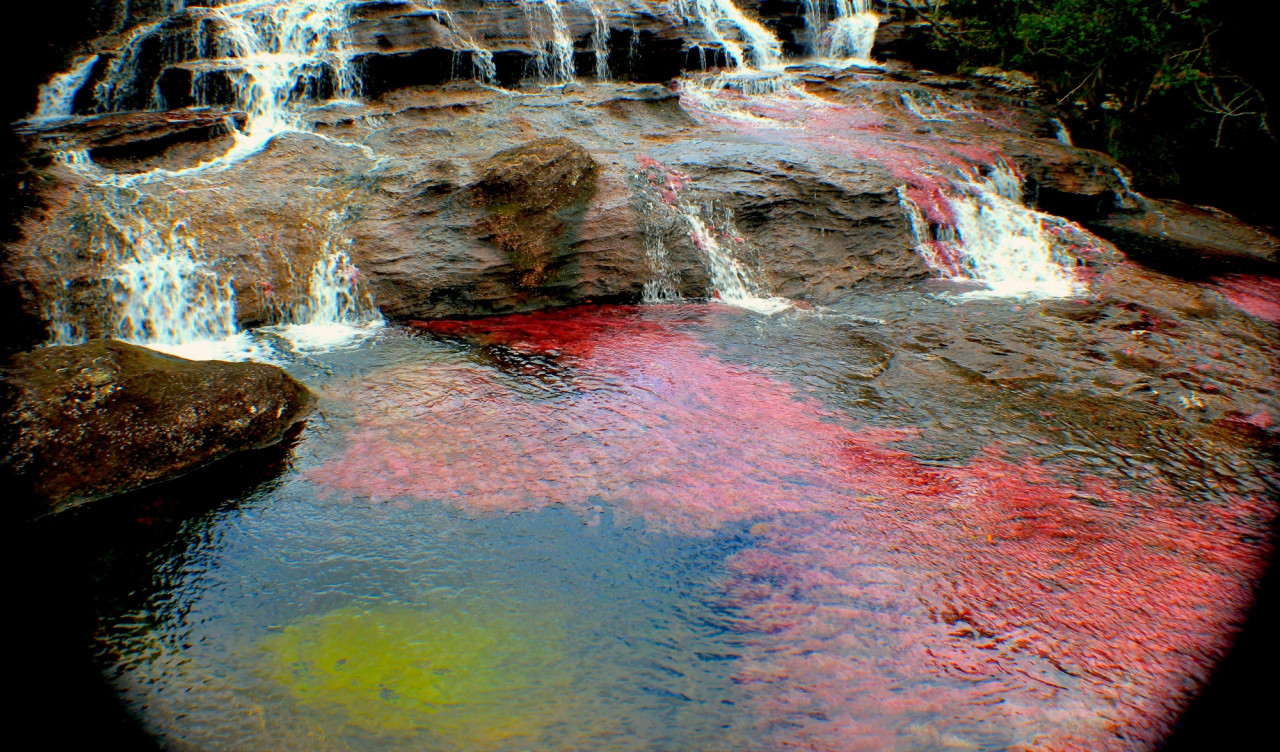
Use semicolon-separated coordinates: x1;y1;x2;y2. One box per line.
1160;528;1280;751
10;428;303;751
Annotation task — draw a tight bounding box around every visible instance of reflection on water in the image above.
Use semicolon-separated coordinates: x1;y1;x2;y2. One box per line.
84;293;1276;751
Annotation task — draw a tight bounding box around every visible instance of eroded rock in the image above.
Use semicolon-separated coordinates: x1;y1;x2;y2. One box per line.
1091;198;1280;277
472;137;599;287
0;339;313;516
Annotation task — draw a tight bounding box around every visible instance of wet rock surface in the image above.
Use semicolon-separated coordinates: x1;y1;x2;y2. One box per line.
8;30;1277;339
0;339;313;517
1092;197;1280;278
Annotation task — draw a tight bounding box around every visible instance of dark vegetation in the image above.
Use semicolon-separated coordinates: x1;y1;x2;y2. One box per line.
888;0;1277;226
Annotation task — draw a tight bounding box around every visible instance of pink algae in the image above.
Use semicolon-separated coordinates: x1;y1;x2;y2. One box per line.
1211;274;1280;323
307;306;1274;751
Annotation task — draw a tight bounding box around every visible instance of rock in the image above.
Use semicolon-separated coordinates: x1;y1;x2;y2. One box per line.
472;137;599;289
635;140;926;300
998;137;1132;219
1090;198;1279;277
0;339;314;517
972;67;1039;95
16;108;247;172
352;132;656;319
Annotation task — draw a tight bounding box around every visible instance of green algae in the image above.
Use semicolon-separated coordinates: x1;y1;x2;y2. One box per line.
257;595;583;748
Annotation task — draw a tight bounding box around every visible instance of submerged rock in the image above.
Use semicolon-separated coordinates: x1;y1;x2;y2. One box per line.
0;339;313;517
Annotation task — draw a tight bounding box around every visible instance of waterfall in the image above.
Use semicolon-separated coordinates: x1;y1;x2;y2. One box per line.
523;0;577;83
582;0;612;80
683;209;791;313
48;194;380;359
640;235;681;302
634;157;790;313
406;0;497;83
675;0;783;71
1053;118;1074;146
899;164;1085;298
83;0;359;171
90;198;266;361
269;213;383;351
805;0;879;63
26;55;99;123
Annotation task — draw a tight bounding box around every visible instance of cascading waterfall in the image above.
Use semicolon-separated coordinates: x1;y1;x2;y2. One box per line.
406;0;497;83
804;0;879;63
582;0;613;80
51;191;381;359
269;212;383;351
635;156;790;313
899;163;1085;298
86;0;359;172
26;55;100;123
827;1;879;62
90;198;266;361
673;0;798;115
684;209;791;313
675;0;782;71
523;0;577;83
32;2;383;359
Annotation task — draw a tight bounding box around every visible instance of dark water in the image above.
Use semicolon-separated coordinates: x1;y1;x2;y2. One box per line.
18;288;1278;752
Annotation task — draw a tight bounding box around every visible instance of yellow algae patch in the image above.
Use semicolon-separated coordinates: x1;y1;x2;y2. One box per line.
257;597;583;749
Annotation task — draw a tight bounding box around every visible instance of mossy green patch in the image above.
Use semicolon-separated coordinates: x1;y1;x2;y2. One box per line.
257;596;582;748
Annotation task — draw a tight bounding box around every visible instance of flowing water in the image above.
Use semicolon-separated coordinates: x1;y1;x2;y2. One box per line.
16;6;1280;750
26;55;100;123
676;0;783;70
265;211;384;351
806;0;880;63
525;0;577;83
36;297;1277;752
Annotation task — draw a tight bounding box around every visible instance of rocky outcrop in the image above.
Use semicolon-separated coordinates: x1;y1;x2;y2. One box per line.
15;108;246;172
6;4;1275;346
0;339;313;517
473;137;599;286
634;140;926;298
1090;198;1279;278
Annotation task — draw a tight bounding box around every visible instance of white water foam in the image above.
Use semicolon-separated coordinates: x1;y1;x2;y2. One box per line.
899;164;1085;299
267;214;383;351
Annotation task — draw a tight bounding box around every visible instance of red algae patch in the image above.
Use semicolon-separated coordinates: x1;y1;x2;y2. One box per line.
1211;274;1280;323
307;306;1274;750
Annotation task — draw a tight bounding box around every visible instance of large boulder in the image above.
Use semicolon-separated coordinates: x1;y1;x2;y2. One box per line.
352;133;659;318
1;339;313;517
472;137;600;288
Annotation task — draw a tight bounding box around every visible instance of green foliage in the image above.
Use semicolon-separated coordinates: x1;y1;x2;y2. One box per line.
922;0;1272;198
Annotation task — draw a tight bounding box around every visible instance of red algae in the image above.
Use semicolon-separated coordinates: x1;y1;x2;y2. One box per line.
1211;275;1280;323
307;306;1274;751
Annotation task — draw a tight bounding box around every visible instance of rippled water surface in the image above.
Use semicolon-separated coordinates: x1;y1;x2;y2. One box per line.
72;291;1277;751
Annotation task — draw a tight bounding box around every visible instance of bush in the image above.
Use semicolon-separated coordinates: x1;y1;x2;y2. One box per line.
901;0;1275;223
